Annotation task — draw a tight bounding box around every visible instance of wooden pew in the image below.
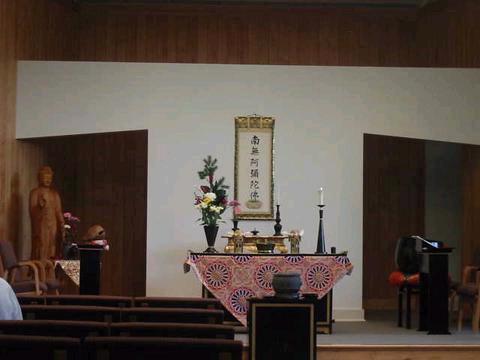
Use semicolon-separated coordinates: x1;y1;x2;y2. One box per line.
21;305;122;323
84;336;243;360
0;320;109;339
120;308;224;324
45;295;132;307
0;335;80;360
110;322;234;339
133;296;221;310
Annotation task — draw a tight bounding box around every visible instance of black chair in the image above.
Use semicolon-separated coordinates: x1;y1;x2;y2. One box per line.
388;236;421;329
110;322;235;339
84;336;243;360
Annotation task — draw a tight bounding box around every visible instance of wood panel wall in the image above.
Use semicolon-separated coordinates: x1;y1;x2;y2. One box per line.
30;131;148;296
462;145;480;268
0;0;76;260
0;0;17;253
416;0;480;67
76;3;417;66
74;0;480;68
363;134;425;309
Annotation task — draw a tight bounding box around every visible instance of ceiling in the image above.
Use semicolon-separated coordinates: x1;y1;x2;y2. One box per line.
77;0;437;8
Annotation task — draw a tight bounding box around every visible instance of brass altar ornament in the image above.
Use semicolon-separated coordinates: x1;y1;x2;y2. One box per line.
233;230;244;253
288;229;304;254
223;232;288;254
255;238;275;254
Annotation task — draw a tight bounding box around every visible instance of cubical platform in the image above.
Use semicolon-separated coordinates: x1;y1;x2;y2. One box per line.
315;345;480;360
236;311;480;360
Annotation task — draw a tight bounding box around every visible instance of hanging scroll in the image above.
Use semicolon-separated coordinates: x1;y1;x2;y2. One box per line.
234;115;275;220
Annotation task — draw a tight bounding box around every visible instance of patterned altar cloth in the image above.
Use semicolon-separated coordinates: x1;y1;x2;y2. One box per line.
185;253;353;326
55;260;80;286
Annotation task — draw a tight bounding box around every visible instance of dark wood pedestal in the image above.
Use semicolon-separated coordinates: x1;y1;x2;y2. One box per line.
418;248;452;334
78;244;104;295
248;297;316;360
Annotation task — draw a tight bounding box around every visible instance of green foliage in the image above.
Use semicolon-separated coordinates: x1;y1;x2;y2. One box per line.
194;155;232;226
197;155;217;179
198;155;229;194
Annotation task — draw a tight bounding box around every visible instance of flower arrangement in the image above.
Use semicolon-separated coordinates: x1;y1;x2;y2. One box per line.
62;212;80;259
194;156;240;227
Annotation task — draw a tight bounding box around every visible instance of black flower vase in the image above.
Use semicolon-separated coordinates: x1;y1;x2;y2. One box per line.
204;225;219;253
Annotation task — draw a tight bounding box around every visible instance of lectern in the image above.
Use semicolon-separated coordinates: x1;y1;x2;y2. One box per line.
78;244;104;295
249;297;316;360
416;238;453;335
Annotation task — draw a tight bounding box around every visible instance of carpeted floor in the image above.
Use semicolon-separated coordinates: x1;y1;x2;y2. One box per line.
236;310;480;345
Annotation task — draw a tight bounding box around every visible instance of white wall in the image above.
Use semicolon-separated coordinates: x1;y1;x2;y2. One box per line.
16;61;480;320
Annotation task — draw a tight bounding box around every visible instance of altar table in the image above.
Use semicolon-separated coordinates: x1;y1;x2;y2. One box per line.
55;260;80;286
55;260;80;294
185;253;353;326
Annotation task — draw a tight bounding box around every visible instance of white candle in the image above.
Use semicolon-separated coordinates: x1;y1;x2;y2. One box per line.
318;188;324;205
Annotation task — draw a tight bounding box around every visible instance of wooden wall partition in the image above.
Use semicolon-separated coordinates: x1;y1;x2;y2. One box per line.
416;0;480;67
0;0;17;253
0;0;76;258
76;3;417;66
462;145;480;268
30;131;148;296
363;134;425;309
74;0;480;68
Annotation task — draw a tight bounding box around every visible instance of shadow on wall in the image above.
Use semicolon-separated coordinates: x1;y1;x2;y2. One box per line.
7;172;20;255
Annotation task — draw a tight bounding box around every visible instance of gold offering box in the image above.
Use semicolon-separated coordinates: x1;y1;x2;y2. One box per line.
223;235;288;254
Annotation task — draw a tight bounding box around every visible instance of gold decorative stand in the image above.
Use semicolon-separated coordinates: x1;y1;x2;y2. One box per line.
223;235;288;254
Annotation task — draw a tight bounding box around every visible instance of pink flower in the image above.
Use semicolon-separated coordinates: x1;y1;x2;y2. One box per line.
228;200;241;215
63;212;72;219
92;239;107;246
228;200;241;207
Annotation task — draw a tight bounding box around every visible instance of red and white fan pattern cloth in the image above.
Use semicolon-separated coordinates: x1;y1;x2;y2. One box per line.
186;254;353;326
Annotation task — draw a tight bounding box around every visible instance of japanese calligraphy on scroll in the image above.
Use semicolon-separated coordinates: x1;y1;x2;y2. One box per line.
234;116;274;219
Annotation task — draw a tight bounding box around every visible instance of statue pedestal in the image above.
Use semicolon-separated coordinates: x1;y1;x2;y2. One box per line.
249;297;316;360
78;244;104;295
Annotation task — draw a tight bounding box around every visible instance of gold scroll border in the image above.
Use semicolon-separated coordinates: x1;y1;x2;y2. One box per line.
234;115;275;220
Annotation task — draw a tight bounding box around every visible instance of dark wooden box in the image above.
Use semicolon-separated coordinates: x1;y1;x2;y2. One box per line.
248;297;316;360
